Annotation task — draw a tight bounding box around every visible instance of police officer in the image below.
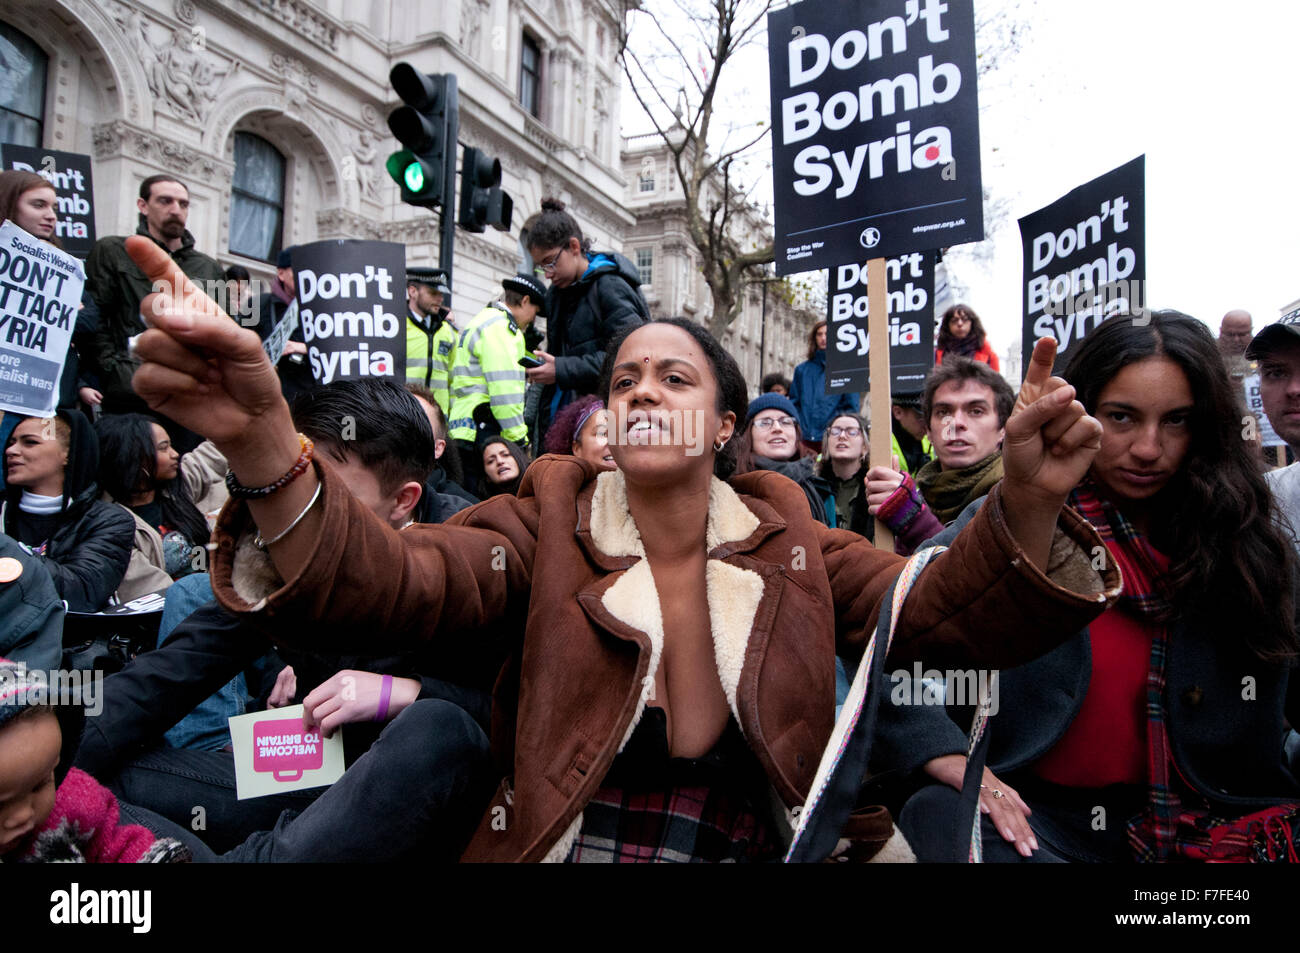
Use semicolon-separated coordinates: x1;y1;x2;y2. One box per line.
405;267;457;415
449;273;544;485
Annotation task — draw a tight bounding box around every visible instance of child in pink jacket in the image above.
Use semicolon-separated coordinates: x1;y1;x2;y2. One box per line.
0;658;187;863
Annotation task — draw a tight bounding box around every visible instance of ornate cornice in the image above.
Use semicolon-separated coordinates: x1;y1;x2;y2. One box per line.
92;119;234;182
239;0;340;51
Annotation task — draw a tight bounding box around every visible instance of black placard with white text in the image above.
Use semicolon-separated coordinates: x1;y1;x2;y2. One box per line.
1;145;96;259
1019;156;1146;373
826;251;935;393
292;240;406;385
767;0;983;275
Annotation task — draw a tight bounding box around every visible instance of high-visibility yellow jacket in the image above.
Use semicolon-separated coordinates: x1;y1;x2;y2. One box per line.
406;310;457;415
449;303;527;444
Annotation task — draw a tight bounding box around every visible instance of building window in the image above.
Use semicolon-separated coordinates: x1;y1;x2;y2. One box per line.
0;22;48;147
519;33;541;118
229;132;285;263
636;248;653;286
638;174;655;192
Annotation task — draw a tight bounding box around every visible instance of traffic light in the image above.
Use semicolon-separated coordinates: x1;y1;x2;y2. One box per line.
386;63;454;208
458;146;513;232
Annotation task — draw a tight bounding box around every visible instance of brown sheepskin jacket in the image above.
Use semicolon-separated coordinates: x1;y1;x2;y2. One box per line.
210;453;1120;862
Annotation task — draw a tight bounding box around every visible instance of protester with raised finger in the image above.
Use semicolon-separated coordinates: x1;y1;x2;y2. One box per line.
898;312;1300;863
123;230;1122;862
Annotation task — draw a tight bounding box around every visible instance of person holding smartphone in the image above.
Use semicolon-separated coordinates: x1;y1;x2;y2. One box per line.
448;273;544;486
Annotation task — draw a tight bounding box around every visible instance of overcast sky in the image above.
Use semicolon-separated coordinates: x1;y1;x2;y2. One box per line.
622;1;1300;381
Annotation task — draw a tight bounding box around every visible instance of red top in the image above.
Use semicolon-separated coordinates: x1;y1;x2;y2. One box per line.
1032;548;1169;788
935;340;1000;370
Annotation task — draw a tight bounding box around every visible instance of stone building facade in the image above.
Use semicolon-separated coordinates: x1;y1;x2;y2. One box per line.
1;0;631;315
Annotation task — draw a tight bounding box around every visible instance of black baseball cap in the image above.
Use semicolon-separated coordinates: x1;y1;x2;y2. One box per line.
1246;310;1300;360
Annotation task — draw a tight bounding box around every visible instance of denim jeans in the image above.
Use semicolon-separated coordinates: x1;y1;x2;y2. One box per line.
106;744;325;853
206;699;495;862
157;574;247;751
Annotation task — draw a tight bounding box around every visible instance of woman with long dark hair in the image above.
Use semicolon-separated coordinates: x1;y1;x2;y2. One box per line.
935;304;999;370
95;414;225;600
476;434;531;499
899;311;1299;863
126;228;1122;863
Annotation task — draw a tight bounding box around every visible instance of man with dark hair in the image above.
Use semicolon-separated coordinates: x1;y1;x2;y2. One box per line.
405;267;457;414
1246;315;1300;552
84;176;224;426
75;379;494;859
760;372;790;396
404;384;477;521
915;357;1016;522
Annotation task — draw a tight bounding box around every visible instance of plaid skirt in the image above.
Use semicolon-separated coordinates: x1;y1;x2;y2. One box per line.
564;709;782;863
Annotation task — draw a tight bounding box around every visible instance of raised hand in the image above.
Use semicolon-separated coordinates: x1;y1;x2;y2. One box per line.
1002;337;1102;509
127;236;288;448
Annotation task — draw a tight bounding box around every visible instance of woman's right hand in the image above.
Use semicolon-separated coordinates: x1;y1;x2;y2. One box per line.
126;236;290;452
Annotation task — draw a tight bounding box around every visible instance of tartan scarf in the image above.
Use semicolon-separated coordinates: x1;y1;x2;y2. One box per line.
1068;480;1181;860
1070;480;1300;862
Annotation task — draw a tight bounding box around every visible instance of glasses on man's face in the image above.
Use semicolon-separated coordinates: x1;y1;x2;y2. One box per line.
534;248;564;278
829;426;862;438
754;415;797;431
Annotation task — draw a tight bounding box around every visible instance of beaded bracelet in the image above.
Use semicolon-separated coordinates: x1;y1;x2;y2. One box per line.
225;434;315;499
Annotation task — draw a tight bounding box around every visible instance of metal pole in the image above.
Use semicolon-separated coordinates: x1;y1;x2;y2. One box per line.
439;74;459;308
759;280;768;387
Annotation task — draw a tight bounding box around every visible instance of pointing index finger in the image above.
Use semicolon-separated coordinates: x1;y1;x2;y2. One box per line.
1023;337;1059;390
125;235;225;322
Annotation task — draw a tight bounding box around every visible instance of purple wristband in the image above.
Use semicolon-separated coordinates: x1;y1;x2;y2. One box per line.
374;675;393;722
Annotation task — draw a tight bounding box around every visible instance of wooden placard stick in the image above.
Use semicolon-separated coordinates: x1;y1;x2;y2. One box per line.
866;256;893;552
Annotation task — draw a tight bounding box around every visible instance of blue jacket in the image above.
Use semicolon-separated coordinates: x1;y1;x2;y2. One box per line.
790;350;860;442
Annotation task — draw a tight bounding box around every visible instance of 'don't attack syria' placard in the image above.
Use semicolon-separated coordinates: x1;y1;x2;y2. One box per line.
1019;155;1146;373
1;145;96;259
292;240;406;385
826;251;935;393
768;0;983;275
0;220;84;416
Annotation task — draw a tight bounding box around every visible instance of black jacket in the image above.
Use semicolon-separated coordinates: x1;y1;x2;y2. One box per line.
419;466;476;524
255;287;317;406
75;600;492;779
538;252;648;435
879;498;1300;809
84;225;224;403
2;410;133;611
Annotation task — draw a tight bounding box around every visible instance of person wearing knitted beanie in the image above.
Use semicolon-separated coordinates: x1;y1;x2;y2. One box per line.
0;658;187;862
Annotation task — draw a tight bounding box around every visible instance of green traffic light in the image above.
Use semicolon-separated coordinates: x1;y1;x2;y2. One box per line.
404;162;424;192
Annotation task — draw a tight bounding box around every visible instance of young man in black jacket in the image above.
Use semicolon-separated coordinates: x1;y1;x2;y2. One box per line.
74;380;493;859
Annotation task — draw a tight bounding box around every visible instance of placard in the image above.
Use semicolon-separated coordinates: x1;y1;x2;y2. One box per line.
1;145;96;259
1020;156;1146;372
826;251;935;393
767;0;984;274
292;240;406;385
0;220;84;416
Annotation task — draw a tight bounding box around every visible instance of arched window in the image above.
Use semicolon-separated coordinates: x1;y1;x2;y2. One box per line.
229;131;285;262
0;22;48;147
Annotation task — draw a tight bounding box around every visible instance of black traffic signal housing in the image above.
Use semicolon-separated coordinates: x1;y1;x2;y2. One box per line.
386;63;454;208
458;147;514;232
